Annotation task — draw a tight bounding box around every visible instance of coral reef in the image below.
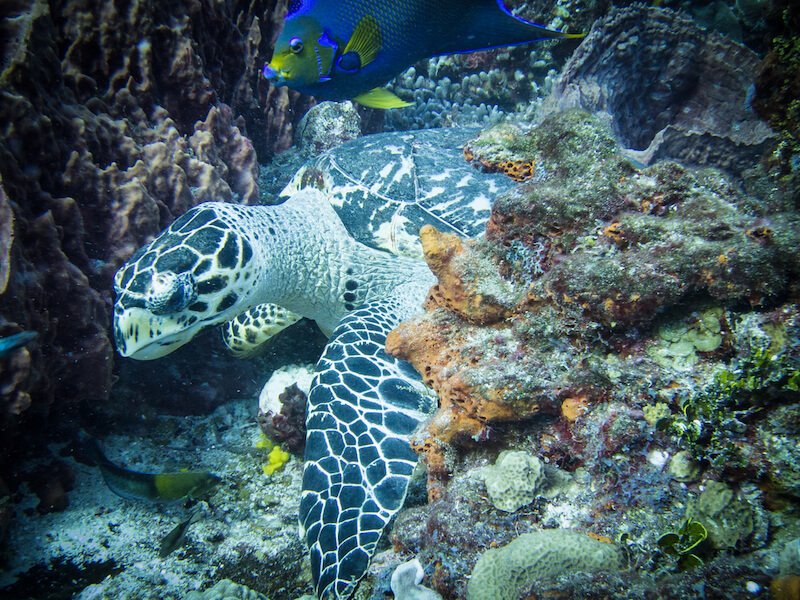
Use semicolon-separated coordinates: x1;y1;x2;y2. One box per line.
541;5;776;175
466;529;622;600
387;107;799;596
383;0;585;132
390;111;799;483
0;0;295;485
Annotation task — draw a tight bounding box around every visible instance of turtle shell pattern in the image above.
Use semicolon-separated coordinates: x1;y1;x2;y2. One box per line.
285;127;516;256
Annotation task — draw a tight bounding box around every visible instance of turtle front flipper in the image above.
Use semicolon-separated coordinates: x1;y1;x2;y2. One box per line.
301;299;436;599
221;304;302;358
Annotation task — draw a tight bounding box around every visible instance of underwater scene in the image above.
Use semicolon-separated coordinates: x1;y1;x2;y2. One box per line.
0;0;799;598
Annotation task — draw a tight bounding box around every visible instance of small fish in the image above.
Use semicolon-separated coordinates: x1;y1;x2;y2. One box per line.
84;438;220;503
0;331;38;358
263;0;583;108
159;509;202;557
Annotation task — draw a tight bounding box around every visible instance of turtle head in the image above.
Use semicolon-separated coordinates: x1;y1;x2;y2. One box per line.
113;203;257;360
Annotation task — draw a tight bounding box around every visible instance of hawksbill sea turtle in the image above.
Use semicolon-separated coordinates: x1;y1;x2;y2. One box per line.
112;127;515;598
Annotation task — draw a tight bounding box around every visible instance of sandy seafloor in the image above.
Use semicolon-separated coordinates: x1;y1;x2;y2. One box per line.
0;398;312;599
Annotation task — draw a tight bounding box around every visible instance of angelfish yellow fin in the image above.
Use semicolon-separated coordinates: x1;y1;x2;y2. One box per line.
353;87;412;109
343;15;382;68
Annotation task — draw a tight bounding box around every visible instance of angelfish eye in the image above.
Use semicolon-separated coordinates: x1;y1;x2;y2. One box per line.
289;37;304;53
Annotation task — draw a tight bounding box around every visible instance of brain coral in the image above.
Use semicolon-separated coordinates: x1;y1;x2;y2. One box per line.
185;579;269;600
481;451;546;513
466;529;622;600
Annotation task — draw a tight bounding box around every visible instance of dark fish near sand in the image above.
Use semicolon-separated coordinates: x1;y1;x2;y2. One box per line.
0;331;38;358
159;509;202;557
263;0;582;108
84;438;220;503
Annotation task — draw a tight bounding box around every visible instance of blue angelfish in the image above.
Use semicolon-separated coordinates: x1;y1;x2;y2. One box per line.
263;0;583;108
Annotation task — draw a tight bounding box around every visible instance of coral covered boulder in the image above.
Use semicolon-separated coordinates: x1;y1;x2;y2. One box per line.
389;109;799;494
542;5;776;175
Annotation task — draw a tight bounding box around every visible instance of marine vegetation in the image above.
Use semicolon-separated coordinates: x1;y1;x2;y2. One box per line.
658;312;800;473
657;518;709;571
264;0;581;107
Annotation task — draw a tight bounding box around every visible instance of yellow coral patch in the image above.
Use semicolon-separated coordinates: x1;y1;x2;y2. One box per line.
255;433;274;450
561;395;589;422
262;445;290;476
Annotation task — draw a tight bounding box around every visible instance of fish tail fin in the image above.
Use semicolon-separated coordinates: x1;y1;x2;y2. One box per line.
353;87;412;109
78;433;113;469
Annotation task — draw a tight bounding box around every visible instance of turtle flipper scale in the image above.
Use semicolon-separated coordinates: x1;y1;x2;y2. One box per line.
301;299;435;599
222;303;302;358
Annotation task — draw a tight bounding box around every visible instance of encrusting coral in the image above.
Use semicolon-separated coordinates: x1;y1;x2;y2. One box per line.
388;109;799;499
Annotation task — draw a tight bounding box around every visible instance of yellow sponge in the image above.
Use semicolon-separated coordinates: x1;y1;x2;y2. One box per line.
262;445;290;476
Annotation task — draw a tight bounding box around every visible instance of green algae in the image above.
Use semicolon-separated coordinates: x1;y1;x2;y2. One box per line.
657;518;709;571
659;310;799;471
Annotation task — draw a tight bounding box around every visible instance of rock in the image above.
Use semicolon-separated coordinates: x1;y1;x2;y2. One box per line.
295;101;361;157
390;559;443;600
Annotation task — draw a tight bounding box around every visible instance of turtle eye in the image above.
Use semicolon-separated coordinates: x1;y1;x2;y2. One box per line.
145;271;197;315
289;37;304;53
